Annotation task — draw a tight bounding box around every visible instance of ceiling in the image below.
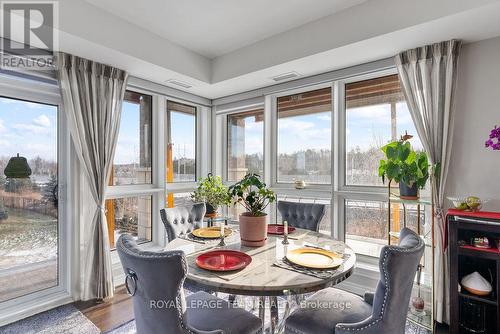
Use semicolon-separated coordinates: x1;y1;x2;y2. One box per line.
52;0;500;99
84;0;368;58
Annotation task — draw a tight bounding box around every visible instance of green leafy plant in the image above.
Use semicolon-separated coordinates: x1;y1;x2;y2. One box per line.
378;139;429;189
228;173;276;217
191;173;231;209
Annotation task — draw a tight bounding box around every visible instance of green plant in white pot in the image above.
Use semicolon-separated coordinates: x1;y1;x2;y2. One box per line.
191;173;231;217
228;173;276;247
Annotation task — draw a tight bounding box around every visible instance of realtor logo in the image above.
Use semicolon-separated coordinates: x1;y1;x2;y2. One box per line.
1;1;58;70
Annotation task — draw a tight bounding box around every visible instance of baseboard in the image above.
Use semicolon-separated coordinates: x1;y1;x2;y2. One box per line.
0;290;73;327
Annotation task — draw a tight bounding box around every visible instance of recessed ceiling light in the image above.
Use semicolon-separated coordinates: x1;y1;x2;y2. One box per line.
166;79;192;89
271;71;300;82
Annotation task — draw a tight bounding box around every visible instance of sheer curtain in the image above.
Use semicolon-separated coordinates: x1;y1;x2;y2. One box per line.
395;40;462;323
56;52;128;300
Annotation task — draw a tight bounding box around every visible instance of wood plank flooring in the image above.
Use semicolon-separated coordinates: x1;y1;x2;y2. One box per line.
74;285;134;332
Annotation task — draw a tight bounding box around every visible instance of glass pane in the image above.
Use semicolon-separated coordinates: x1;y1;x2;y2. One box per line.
0;97;58;302
345;199;426;257
345;75;422;186
166;192;194;208
276;197;331;235
227;109;264;181
167;101;196;183
277;87;332;184
113;91;152;185
107;196;152;249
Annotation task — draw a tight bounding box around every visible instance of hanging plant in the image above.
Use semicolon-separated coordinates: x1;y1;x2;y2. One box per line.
485;126;500;150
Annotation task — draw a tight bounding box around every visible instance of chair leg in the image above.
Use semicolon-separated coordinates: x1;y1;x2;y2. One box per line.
228;294;237;305
270;296;279;334
259;296;266;331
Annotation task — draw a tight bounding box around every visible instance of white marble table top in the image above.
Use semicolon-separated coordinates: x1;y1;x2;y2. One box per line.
165;225;356;296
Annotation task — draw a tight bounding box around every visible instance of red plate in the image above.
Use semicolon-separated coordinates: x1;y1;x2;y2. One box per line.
267;224;296;235
196;250;252;272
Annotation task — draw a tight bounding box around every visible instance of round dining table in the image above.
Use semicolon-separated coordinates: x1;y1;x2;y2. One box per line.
165;224;356;333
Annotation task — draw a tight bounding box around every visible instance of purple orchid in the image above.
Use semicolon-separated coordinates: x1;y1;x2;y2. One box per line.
485;125;500;150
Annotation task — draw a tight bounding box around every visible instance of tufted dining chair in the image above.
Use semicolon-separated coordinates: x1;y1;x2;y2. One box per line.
117;234;262;334
284;227;425;334
277;200;326;232
161;203;206;242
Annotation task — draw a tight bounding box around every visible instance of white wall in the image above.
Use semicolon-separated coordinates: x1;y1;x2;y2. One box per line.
447;37;500;211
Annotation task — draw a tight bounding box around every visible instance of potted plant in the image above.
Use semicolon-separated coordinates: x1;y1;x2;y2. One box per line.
378;138;429;200
191;173;231;217
228;173;276;247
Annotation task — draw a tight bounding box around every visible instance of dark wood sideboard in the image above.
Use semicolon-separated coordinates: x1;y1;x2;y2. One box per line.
449;212;500;334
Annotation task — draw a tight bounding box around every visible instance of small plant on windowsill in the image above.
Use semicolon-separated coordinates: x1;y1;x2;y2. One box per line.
485;125;500;151
191;173;231;217
378;135;430;200
228;173;276;247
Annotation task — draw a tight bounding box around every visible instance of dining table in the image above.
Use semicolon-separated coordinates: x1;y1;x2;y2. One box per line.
165;223;356;334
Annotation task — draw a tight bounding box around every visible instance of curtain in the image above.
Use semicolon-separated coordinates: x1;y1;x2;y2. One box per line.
395;40;461;323
56;52;128;300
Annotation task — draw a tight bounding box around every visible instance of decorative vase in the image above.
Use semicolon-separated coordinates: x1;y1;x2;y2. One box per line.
239;212;267;247
399;182;418;200
205;203;217;218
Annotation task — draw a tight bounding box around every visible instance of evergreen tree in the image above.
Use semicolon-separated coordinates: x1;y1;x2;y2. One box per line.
42;174;58;208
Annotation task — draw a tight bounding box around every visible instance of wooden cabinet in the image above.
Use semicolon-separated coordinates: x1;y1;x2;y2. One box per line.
449;213;500;334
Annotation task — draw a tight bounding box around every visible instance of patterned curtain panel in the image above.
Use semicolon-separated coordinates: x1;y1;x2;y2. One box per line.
56;52;128;300
395;39;462;324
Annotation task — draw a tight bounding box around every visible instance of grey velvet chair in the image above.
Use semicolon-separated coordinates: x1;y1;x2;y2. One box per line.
277;200;326;232
285;227;425;334
160;203;206;242
116;234;262;334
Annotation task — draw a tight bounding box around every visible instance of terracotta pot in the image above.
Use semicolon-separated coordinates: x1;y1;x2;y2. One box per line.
239;212;267;247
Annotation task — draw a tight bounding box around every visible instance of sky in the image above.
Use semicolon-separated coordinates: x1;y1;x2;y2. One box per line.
346;102;422;151
0;97;57;162
0;96;422;165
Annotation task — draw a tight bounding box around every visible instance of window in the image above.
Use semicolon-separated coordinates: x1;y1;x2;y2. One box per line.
277;87;332;184
106;195;152;248
166;192;193;208
113;91;152;185
345;199;425;257
227;109;264;181
0;96;59;302
345;75;422;186
166;101;196;183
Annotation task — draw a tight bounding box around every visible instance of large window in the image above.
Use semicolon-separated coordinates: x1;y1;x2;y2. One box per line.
107;90;155;249
227;109;264;181
345;75;421;186
0;96;59;302
167;101;196;183
277;87;332;184
113;91;152;185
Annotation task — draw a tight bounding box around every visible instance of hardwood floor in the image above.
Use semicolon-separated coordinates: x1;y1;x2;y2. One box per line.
74;285;134;332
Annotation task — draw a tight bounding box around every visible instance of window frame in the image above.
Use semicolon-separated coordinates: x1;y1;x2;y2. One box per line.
224;107;265;183
111;90;154;187
270;82;334;192
107;88;163;248
165;98;200;187
0;73;73;318
336;68;399;194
